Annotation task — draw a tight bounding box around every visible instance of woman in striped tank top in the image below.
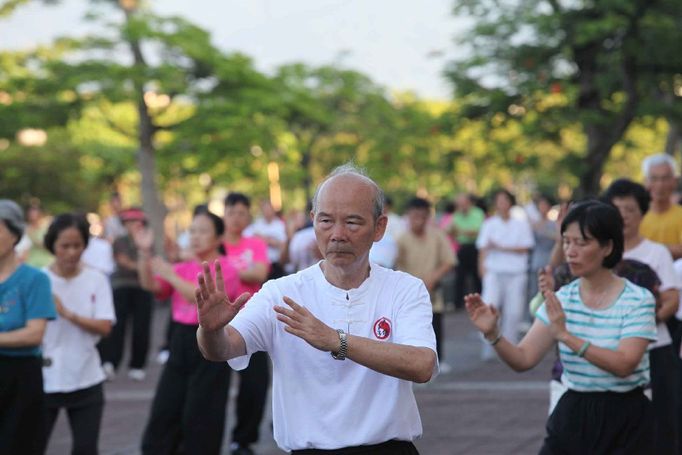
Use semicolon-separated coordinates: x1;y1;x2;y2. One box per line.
466;200;656;454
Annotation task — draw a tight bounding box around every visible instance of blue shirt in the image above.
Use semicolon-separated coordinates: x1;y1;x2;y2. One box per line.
0;264;56;357
536;279;657;392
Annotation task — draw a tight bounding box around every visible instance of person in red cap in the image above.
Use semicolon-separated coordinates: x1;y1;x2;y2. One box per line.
100;207;153;381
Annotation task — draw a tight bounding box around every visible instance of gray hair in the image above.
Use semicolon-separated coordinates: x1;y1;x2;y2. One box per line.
311;163;385;221
642;153;679;178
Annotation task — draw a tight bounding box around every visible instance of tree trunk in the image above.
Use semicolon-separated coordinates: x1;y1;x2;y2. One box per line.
124;6;167;254
664;120;681;157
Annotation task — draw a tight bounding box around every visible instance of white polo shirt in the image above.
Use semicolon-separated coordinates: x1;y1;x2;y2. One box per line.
623;238;681;349
476;215;534;273
228;262;437;452
42;267;116;393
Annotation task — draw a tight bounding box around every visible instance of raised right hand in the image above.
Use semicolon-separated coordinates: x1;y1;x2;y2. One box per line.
464;293;499;337
195;260;250;332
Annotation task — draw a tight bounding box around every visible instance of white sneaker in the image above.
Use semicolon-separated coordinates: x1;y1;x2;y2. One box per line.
102;362;116;381
156;350;170;365
439;362;453;374
128;368;146;381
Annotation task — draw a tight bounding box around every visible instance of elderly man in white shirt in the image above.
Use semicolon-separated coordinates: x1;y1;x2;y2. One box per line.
196;164;437;454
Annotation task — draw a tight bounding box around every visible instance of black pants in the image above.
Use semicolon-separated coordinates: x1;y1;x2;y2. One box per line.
292;439;419;454
454;243;481;309
142;323;231;455
0;355;48;455
233;351;270;446
45;383;105;455
101;286;152;370
540;388;653;454
650;345;680;454
432;312;443;361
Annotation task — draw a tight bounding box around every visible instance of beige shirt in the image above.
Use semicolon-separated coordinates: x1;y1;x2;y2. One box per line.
396;227;456;312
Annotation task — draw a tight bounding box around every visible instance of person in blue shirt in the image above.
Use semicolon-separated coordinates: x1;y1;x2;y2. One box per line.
0;199;56;455
467;200;657;454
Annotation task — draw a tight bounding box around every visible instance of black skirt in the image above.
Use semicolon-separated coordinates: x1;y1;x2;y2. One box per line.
540;388;653;455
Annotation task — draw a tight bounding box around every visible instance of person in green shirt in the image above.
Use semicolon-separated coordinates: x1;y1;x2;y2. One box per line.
451;193;485;309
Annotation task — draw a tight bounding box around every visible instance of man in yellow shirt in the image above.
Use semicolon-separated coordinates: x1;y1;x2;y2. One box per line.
640;153;682;259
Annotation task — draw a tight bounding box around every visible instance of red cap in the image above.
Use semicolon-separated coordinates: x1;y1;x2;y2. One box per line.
119;208;146;222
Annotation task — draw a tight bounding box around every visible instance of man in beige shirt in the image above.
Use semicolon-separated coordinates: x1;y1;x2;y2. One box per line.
396;197;456;371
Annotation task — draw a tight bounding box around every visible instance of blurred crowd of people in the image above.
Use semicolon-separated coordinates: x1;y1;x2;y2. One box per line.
3;152;682;454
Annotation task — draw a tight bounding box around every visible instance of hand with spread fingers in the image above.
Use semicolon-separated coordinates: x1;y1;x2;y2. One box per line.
195;260;250;332
464;293;499;338
544;290;568;341
274;296;339;352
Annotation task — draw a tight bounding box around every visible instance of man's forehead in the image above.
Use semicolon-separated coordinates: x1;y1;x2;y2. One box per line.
649;163;675;176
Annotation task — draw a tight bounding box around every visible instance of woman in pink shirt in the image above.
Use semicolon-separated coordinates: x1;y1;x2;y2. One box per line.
137;210;239;455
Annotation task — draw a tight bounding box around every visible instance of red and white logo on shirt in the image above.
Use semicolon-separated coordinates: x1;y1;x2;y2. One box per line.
373;317;391;340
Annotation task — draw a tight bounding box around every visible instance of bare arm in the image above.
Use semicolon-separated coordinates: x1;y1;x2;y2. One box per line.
346;336;436;383
53;295;112;337
274;297;436;383
197;325;247;361
557;332;649;378
657;289;679;322
0;319;47;347
666;244;682;260
239;263;268;284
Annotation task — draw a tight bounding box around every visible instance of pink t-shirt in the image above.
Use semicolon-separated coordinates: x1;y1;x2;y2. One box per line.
224;236;270;297
155;256;239;325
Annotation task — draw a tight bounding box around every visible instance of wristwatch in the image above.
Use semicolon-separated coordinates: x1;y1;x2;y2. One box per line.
331;329;348;360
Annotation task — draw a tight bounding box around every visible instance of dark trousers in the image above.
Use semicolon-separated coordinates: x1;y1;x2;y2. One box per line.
292;440;419;454
540;388;653;454
142;324;231;455
454;244;481;309
45;383;104;455
233;351;270;446
0;355;48;455
432;312;443;361
101;286;152;370
650;345;680;455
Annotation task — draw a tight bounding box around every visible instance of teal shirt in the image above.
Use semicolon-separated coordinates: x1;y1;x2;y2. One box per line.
536;279;656;392
0;264;56;357
451;207;485;244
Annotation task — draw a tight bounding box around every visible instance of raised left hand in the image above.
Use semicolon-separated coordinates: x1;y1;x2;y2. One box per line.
274;296;338;352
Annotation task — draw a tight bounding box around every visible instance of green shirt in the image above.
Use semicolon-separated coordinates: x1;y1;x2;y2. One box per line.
451;207;485;244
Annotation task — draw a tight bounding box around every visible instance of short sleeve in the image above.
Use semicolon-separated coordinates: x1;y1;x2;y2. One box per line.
393;278;437;352
227;283;276;370
249;237;270;265
652;245;681;292
621;290;657;341
476;221;489;249
92;272;116;322
534;285;570;326
154;275;174;301
26;270;56;321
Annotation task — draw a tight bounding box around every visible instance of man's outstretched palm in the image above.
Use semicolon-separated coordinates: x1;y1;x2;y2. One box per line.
195;260;250;332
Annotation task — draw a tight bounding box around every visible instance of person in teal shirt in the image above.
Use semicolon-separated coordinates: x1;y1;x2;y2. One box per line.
0;199;56;455
450;193;485;309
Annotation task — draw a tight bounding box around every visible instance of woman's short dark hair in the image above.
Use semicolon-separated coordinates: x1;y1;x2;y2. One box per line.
560;200;623;269
602;178;651;215
194;211;226;255
492;188;516;207
44;213;90;255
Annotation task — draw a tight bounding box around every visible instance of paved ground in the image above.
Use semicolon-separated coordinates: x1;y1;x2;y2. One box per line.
46;304;554;455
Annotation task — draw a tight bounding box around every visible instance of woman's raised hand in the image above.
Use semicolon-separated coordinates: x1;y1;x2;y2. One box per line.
464;293;499;337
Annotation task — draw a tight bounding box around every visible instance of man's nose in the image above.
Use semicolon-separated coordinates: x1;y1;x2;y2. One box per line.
330;223;347;240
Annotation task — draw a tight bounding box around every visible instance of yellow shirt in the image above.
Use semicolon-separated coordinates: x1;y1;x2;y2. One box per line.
640;205;682;247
